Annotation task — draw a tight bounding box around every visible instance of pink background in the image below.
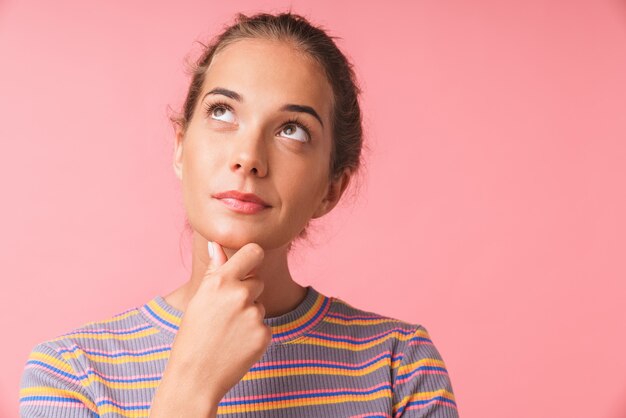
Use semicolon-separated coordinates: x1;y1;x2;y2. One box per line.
1;0;625;417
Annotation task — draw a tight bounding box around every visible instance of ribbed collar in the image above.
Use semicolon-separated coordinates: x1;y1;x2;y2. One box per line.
138;285;332;346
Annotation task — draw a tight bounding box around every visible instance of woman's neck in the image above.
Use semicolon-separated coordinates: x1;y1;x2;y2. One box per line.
164;231;307;318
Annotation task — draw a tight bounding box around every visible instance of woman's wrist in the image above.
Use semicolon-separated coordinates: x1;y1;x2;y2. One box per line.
150;366;221;417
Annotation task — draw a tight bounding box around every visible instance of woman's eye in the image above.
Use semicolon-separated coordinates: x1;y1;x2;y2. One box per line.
209;105;235;123
279;123;309;142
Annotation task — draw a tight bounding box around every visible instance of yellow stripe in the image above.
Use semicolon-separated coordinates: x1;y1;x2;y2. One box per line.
99;404;149;417
50;327;159;342
272;295;324;335
242;357;391;381
286;329;417;350
28;352;75;375
393;389;456;413
147;300;181;327
217;390;392;414
57;310;140;334
61;348;170;365
414;327;431;339
324;316;402;326
81;374;160;390
397;358;447;375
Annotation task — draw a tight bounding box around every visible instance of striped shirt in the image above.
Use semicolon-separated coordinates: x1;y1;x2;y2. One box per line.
19;285;459;417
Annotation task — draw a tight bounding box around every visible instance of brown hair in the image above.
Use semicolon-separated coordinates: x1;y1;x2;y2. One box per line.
170;11;367;249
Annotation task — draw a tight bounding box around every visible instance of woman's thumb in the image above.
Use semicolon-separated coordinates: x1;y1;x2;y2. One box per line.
206;241;227;274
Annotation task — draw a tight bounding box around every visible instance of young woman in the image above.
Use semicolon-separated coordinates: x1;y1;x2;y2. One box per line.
20;12;459;418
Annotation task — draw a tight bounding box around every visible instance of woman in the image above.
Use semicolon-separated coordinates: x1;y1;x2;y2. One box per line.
20;12;458;417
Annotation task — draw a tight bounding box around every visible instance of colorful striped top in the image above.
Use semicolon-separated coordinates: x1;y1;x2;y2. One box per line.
19;285;459;417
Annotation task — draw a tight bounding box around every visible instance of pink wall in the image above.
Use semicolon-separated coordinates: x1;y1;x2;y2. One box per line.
1;0;625;417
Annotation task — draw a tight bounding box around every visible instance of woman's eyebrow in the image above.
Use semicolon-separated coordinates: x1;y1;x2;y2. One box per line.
280;104;324;128
204;87;242;101
203;87;324;128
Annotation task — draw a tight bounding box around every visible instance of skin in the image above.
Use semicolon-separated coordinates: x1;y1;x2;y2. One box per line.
165;38;352;318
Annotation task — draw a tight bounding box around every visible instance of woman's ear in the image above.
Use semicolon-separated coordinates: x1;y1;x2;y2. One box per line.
312;168;352;219
173;125;185;181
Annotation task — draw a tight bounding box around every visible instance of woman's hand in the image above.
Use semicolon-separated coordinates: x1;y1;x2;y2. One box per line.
149;241;272;418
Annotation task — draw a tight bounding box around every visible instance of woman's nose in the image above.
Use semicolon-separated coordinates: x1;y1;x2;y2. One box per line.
229;129;268;177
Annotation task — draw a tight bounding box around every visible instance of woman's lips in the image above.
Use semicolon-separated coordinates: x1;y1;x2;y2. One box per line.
216;197;270;214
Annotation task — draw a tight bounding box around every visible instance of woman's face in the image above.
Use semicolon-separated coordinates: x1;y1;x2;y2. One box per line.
174;38;350;250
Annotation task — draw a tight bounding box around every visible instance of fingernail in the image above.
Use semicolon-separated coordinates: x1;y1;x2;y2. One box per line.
208;241;215;258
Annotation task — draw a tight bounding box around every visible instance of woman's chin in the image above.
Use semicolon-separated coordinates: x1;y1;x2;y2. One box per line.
190;213;298;250
204;226;284;250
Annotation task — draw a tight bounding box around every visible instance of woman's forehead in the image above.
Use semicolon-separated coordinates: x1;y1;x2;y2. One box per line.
202;38;333;118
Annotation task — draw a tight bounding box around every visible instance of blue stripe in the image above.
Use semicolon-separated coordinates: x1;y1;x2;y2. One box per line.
26;360;80;380
20;397;100;417
21;395;83;403
327;313;397;322
58;344;170;359
96;399;150;410
64;324;153;336
250;353;392;372
273;296;329;339
396;396;457;414
219;383;392;406
397;365;448;380
144;304;179;330
310;329;430;345
77;369;162;383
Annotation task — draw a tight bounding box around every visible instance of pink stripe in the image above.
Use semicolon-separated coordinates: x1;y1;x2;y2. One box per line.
396;399;457;417
24;364;80;386
328;312;391;320
272;295;331;341
407;340;434;348
94;397;150;407
139;306;178;333
26;363;163;386
392;347;437;364
83;366;163;382
62;323;150;335
63;343;171;356
223;382;390;402
21;401;91;409
308;327;423;343
253;351;392;369
349;414;392;418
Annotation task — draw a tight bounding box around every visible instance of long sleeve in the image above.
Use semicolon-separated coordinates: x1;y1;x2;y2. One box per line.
19;342;98;418
391;325;459;418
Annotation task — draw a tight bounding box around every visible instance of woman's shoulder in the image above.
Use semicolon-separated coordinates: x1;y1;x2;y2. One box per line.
325;296;458;414
328;295;423;330
29;299;154;355
324;295;431;349
20;299;160;416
